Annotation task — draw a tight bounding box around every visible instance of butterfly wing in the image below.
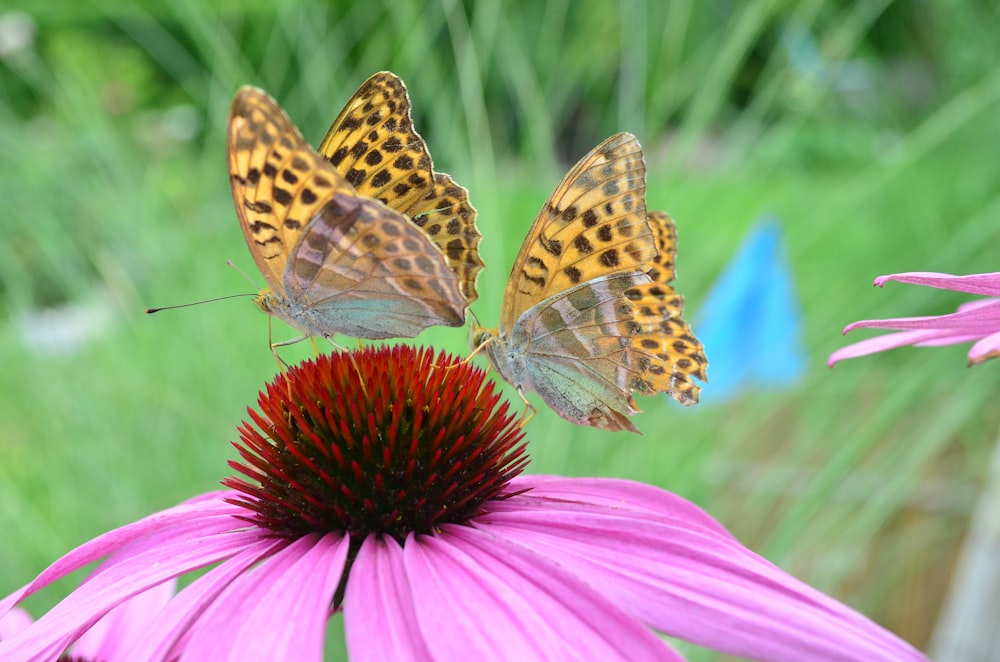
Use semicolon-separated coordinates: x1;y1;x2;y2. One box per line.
406;173;482;306
504;272;655;432
283;193;465;339
317;72;483;305
624;211;707;405
499;132;656;331
228;86;350;298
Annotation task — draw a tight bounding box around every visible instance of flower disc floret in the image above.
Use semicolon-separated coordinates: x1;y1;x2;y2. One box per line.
225;345;528;541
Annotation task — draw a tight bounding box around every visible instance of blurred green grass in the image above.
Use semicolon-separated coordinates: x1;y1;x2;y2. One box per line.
1;0;999;656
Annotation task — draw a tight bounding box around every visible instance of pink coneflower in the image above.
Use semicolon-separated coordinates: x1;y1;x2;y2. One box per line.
829;271;1000;366
1;346;925;660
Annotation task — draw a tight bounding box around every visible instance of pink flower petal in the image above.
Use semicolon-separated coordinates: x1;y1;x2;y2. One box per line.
875;272;1000;296
969;330;1000;364
476;479;926;661
509;475;735;539
0;491;238;620
401;526;680;660
71;579;175;660
344;535;433;661
956;298;1000;313
183;533;347;661
828;329;972;366
911;333;985;347
0;608;34;639
0;499;263;661
833;270;1000;365
842;299;1000;333
131;540;290;661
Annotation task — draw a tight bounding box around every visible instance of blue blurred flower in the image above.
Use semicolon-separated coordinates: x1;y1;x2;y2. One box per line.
693;218;805;402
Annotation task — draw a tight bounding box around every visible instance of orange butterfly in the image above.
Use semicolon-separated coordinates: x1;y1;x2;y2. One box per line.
227;73;482;343
471;134;705;432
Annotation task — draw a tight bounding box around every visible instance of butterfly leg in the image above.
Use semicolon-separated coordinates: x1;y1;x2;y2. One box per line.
269;337;304;379
515;388;537;428
464;337;490;363
320;334;368;399
265;317;294;373
264;317;295;397
319;335;351;353
444;335;492;372
271;335;310;348
271;350;290;373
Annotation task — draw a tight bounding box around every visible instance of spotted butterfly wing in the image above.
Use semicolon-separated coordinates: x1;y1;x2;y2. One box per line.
316;72;483;305
228;86;466;340
499;132;655;329
471;133;659;432
625;211;707;405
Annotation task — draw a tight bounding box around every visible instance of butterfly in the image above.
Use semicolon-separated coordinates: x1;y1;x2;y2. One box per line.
227;72;483;343
470;133;704;433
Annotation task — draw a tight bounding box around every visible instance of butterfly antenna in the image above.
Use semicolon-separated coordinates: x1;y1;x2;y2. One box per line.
147;259;262;313
226;259;261;288
145;293;256;314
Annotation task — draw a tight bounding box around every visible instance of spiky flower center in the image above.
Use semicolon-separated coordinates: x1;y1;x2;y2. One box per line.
225;345;528;542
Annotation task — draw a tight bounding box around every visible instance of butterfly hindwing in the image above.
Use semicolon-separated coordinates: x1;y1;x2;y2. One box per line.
624;211;708;405
282;193;465;339
505;272;655;432
407;173;482;304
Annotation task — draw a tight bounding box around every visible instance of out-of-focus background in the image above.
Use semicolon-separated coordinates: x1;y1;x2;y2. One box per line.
1;1;998;657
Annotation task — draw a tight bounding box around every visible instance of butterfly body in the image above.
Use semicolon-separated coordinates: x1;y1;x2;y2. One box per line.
227;73;481;343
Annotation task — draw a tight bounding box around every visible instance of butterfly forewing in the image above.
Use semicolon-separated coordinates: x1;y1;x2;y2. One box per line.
317;72;484;305
229;87;351;297
317;72;430;209
500;132;656;330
